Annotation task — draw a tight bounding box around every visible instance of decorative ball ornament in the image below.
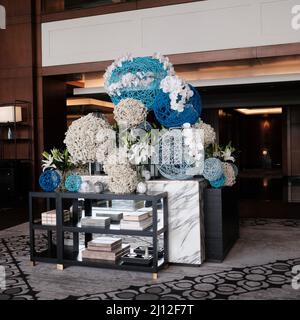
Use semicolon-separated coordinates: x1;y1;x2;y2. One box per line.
141;170;151;181
137;182;147;194
153;85;202;128
65;175;82;193
39;170;61;192
103;148;131;175
94;181;104;193
203;158;224;181
231;163;239;177
64;113;111;164
104;55;174;110
107;165;138;194
223;162;236;187
194;121;216;146
209;175;226;189
114;98;147;127
96;128;116;163
156;129;201;180
79;181;96;193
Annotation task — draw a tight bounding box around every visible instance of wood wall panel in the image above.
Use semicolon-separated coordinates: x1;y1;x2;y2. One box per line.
42;1;137;22
0;77;33;103
1;0;32;17
41;1;206;22
0;0;35;189
0;23;32;68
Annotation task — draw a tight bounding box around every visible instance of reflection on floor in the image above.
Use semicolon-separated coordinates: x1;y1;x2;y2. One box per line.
1;219;300;300
239;170;300;219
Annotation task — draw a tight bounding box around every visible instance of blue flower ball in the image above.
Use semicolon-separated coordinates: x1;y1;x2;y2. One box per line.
209;175;226;189
39;170;61;192
107;56;169;110
153;85;202;128
203;158;224;181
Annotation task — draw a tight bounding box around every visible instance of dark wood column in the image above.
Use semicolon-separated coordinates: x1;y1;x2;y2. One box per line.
42;77;67;151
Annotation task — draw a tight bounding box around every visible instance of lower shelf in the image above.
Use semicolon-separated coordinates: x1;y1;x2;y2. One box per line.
32;246;166;273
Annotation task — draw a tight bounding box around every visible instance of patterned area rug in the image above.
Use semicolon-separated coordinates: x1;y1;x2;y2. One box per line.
64;258;300;300
1;219;300;300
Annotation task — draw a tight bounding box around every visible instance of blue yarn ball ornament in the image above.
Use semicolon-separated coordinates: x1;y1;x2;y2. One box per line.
107;57;169;110
153;86;202;128
209;175;226;189
203;158;224;181
65;175;82;193
39;170;61;192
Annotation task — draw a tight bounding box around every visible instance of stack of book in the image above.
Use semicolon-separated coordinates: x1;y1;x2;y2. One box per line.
120;210;153;231
93;208;123;222
80;216;110;228
41;209;70;226
111;200;144;211
81;237;130;264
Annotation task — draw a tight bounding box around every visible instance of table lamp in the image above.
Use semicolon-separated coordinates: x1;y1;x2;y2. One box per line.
0;106;22;139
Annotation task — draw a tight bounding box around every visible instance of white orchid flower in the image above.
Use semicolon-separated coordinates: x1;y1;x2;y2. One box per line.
42;155;56;171
222;148;235;162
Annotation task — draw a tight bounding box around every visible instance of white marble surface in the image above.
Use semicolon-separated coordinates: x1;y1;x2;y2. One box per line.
147;179;206;265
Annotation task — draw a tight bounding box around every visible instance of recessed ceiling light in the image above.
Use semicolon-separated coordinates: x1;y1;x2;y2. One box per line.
235;108;282;115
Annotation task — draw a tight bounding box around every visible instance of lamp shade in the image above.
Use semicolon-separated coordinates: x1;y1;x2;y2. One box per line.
0;106;22;123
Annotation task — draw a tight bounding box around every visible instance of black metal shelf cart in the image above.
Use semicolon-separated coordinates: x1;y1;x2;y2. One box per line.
29;191;169;279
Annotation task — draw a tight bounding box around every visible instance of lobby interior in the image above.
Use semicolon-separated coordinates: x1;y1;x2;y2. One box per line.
0;0;300;301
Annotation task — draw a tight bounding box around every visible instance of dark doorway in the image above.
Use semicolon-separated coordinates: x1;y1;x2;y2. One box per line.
202;105;300;219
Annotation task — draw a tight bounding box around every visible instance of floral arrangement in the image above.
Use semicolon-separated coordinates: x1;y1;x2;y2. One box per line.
160;75;194;112
95;128;116;163
37;54;239;194
152;52;175;74
105;164;138;194
182;123;204;164
114;98;147;127
206;142;237;163
223;162;236;187
104;53;175;110
103;148;139;194
42;148;74;172
203;142;238;188
64;113;111;164
103;147;131;173
193;121;216;147
154;85;202;128
203;157;224;182
106;71;155;97
120;129;155;166
104;53;175;95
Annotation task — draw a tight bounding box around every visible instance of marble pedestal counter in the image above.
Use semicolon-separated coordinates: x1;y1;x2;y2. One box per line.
146;179;206;265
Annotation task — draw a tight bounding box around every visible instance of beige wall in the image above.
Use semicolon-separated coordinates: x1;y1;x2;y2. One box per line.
42;0;300;67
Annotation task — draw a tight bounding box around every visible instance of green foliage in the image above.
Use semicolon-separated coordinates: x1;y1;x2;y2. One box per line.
205;141;238;163
42;148;75;172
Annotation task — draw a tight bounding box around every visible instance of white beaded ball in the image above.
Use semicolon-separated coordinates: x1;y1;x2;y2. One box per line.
136;182;147;194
